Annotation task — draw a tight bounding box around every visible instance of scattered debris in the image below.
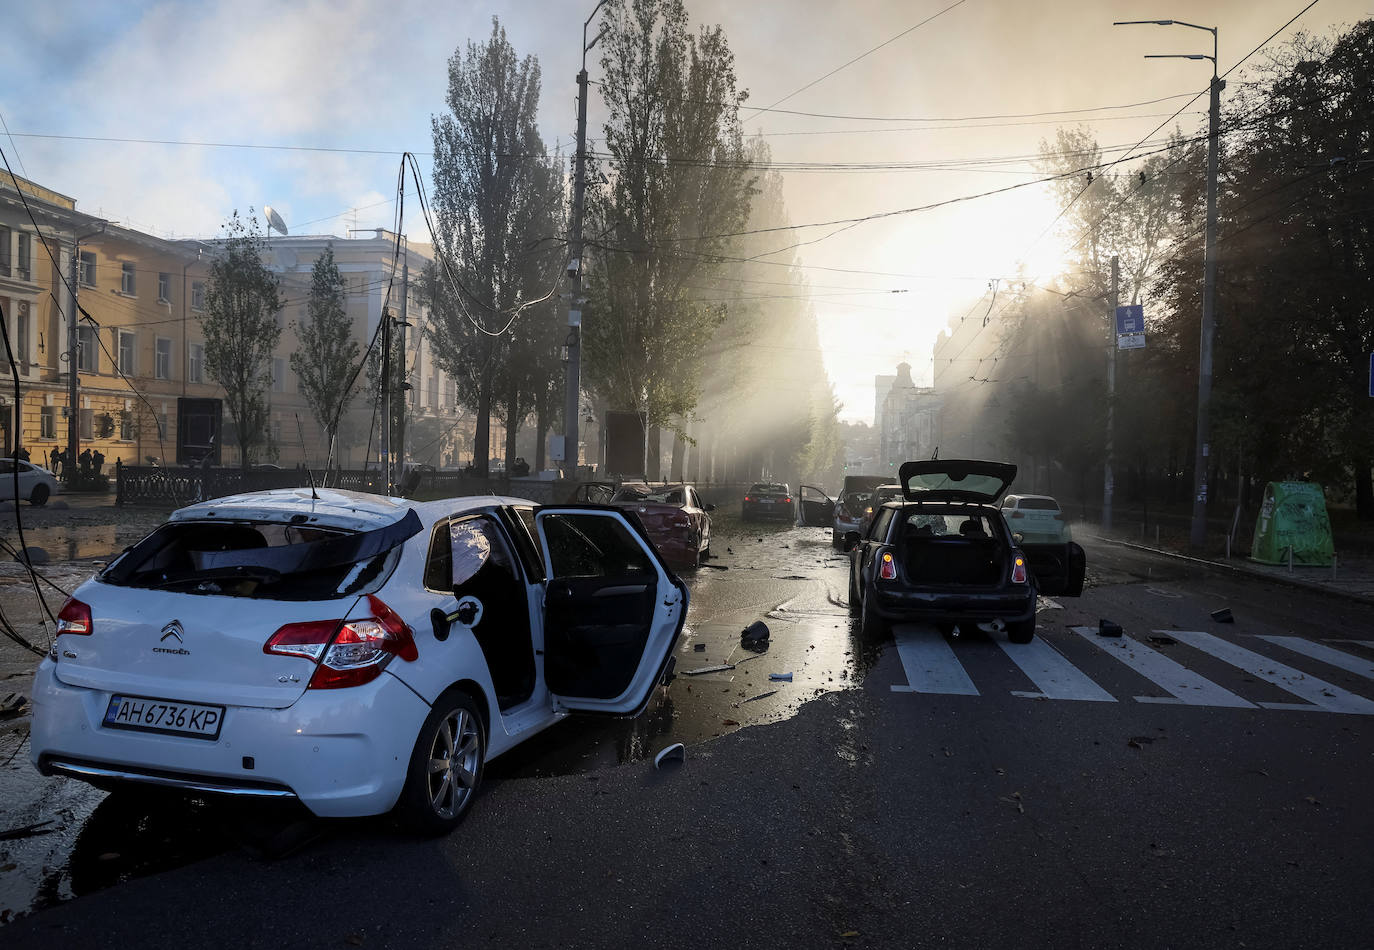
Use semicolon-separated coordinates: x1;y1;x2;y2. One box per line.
1305;795;1322;807
1211;607;1234;623
722;719;740;727
0;820;55;842
1147;635;1178;647
692;643;706;652
1127;736;1163;749
682;664;734;676
0;693;27;718
702;563;729;570
740;621;770;651
743;690;778;703
1098;619;1123;638
654;743;686;769
769;672;793;682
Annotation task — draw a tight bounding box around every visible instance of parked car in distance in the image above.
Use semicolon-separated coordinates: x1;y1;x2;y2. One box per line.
1001;494;1071;542
0;458;62;506
846;460;1085;643
859;484;904;533
30;488;687;835
795;475;890;547
741;483;793;522
608;482;714;570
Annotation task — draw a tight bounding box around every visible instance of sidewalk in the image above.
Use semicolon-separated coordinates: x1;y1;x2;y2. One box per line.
1083;520;1374;607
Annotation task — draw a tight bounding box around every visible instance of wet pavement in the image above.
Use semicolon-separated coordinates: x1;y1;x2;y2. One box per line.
0;502;869;922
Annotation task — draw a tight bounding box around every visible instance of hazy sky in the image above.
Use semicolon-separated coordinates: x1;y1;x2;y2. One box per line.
4;0;1368;422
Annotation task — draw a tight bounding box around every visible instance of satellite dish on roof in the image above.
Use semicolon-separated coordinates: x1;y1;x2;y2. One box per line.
264;206;289;236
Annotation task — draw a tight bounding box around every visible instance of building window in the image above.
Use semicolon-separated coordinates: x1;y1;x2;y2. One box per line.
272;357;285;393
155;337;172;379
120;410;135;441
428;376;438;409
445;379;456;408
16;303;29;368
270;414;282;444
120;262;136;295
0;226;10;276
118;330;136;375
79;408;94;441
40;406;56;439
79;251;97;286
17;232;31;281
158;272;171;302
157;408;168;440
191;281;206;310
188;343;204;383
77;325;98;372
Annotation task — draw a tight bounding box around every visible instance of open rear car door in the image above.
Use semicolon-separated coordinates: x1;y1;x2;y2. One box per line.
1020;540;1086;597
534;507;688;716
798;485;835;526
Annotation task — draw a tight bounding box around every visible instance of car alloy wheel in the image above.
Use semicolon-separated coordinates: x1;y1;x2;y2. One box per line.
398;690;485;835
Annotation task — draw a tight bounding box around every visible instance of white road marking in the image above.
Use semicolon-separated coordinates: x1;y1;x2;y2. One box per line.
891;624;979;696
1254;636;1374;681
1322;639;1374;651
1071;627;1254;708
1170;631;1374;715
998;637;1116;703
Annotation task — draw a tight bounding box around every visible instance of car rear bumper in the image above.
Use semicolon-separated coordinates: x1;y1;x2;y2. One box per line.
30;659;430;818
742;502;793;521
868;587;1036;624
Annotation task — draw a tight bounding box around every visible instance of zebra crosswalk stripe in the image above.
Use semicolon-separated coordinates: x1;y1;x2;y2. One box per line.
891;624;979;696
1170;631;1374;715
1071;627;1254;708
1256;636;1374;680
997;636;1116;702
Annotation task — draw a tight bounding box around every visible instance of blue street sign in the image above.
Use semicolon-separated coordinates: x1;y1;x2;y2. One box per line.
1116;304;1144;335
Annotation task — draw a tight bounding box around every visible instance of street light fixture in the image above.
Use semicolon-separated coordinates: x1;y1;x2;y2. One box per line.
1115;18;1223;549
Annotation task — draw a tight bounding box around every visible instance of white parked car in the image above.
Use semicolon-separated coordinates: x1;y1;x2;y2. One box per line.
0;457;61;506
31;488;687;834
1000;494;1072;543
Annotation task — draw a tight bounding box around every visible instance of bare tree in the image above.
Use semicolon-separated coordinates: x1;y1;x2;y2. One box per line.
291;245;359;463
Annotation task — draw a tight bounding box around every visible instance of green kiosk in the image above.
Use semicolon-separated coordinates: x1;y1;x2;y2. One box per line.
1250;481;1335;566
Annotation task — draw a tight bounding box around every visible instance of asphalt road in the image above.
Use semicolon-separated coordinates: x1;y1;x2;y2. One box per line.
2;516;1372;947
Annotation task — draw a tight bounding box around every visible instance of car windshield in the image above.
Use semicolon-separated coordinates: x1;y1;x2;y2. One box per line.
98;512;417;600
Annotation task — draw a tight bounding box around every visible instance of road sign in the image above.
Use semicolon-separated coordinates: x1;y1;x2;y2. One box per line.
1118;333;1146;350
1116;304;1144;335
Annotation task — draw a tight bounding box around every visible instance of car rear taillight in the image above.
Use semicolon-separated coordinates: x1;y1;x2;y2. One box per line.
744;496;753;502
1011;553;1028;585
56;597;92;636
879;551;897;580
264;595;417;690
783;496;792;504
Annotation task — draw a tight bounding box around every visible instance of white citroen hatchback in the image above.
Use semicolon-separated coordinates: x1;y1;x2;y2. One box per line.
31;488;687;834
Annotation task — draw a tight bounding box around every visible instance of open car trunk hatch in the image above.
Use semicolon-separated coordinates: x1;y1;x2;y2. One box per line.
898;459;1017;504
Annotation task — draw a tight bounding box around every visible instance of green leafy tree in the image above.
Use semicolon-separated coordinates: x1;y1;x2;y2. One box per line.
427;18;555;477
584;0;754;476
201;210;284;469
291;245;360;462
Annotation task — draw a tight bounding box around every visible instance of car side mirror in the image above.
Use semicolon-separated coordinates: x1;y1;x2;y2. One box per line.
1012;531;1024;544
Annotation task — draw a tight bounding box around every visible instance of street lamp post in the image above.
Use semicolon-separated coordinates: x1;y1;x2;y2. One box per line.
1114;19;1222;548
564;0;609;481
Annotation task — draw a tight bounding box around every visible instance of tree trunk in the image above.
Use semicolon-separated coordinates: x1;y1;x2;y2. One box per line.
534;389;548;473
646;424;661;481
1355;455;1373;520
670;429;686;481
504;379;520;471
474;379;492;477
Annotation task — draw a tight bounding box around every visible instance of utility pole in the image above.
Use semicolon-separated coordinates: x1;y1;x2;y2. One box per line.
1191;68;1224;548
1103;255;1119;533
67;245;80;485
565;0;609;481
1113;18;1221;549
397;241;409;487
380;310;391;495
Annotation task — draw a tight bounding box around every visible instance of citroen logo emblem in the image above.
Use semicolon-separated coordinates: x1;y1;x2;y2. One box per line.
160;620;185;643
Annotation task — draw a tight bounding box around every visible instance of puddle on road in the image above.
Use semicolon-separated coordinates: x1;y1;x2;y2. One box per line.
1;524;121;563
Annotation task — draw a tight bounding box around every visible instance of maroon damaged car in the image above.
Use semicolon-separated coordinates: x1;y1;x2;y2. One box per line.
609;483;714;570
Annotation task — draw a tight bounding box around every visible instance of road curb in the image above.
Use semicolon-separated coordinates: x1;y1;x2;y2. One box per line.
1090;535;1374;608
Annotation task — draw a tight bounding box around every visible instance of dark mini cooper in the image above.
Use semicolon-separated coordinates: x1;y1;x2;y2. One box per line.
846;460;1085;643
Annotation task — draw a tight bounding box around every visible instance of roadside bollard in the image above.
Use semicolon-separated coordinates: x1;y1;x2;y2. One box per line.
1332;553;1338;580
1287;546;1294;573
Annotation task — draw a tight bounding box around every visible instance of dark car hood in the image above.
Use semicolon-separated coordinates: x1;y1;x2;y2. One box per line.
898;459;1016;503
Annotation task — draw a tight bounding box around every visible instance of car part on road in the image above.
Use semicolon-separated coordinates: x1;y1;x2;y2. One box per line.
681;664;734;676
653;742;685;769
740;621;770;650
1211;607;1235;623
769;672;793;682
1098;619;1123;638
